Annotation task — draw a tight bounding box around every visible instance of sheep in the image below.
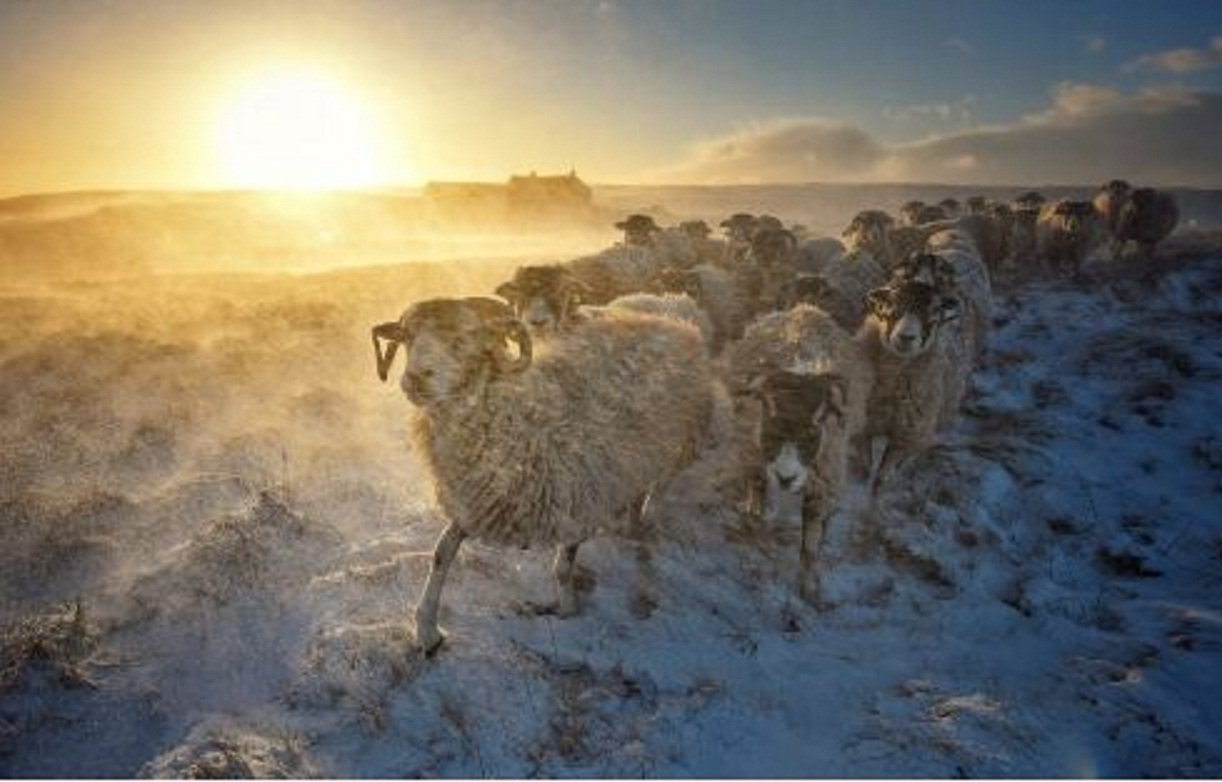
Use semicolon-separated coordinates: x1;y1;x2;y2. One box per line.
1114;187;1179;260
1013;191;1046;212
841;210;896;266
599;292;715;350
563;244;663;305
889;234;992;361
612;213;698;270
899;200;929;227
495;264;592;334
1008;203;1042;269
723;304;872;602
371;297;716;652
680;220;728;267
937;197;963;218
615;213;660;247
718;212;757;269
651;262;748;350
966;195;990;215
773;249;886;332
1091;179;1132;251
918;213;1008;276
858;277;976;496
1036;199;1105;278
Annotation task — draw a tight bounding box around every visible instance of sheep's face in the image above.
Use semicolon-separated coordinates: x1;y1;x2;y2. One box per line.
1099;179;1132;201
966;196;989;214
679;220;711;240
496;267;587;334
842;211;893;250
755;371;847;497
372;298;531;406
866;283;961;358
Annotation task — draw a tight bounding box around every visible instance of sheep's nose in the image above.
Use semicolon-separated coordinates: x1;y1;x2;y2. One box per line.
895;332;917;349
777;474;797;491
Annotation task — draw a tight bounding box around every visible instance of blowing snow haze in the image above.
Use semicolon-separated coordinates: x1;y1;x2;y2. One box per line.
3;0;1222;778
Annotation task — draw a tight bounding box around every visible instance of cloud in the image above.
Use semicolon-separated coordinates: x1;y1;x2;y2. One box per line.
656;118;886;184
1081;34;1107;54
660;84;1222;187
883;95;977;124
1125;35;1222;73
945;37;976;56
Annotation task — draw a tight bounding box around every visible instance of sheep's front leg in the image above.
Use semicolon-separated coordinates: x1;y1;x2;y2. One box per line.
414;522;465;655
798;492;830;607
552;542;582;617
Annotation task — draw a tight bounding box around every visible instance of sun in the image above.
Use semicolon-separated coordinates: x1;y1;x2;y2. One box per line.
215;67;395;190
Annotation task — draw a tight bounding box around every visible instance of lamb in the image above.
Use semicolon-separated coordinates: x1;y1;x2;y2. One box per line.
858;277;977;496
1114;187;1179;260
723;304;873;602
1036;199;1105;278
371;297;716;652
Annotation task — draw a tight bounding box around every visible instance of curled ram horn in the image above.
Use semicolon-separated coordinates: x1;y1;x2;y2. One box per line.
372;320;407;382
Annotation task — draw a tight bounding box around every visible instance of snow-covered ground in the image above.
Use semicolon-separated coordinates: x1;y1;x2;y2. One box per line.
2;249;1221;777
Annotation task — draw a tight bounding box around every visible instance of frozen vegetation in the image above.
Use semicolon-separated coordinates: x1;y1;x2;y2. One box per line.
1;188;1221;777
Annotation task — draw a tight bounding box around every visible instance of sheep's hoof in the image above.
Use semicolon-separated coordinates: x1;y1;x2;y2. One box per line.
414;625;446;657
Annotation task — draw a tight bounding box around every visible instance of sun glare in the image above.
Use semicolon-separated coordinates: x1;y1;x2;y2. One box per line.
215;67;395;190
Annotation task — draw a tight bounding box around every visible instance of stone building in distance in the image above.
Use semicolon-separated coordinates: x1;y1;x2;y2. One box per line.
423;170;596;228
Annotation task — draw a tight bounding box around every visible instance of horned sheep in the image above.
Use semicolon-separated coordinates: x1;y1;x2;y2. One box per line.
1036;199;1105;278
371;297;717;652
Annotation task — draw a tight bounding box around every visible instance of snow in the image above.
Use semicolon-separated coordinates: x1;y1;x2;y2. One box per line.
2;242;1222;777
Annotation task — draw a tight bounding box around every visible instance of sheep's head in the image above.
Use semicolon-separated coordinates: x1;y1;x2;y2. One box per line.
749;228;799;269
890;252;958;290
495;265;590;334
899;200;927;226
720;213;758;243
679;220;712;240
1099;179;1132;200
937;198;962;216
754;215;785;234
841;210;894;249
652;268;704;302
865;282;961;358
614;214;660;247
749;370;847;495
775;275;831;311
371;297;531;406
1047;200;1098;238
1014;191;1046;212
1116;187;1163;231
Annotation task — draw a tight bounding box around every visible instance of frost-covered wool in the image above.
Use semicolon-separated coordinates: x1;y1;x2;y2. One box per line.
1091;179;1132;244
922;228;994;360
413;311;712;548
566;244;663;305
723;304;873;599
601;292;715;349
858;280;974;492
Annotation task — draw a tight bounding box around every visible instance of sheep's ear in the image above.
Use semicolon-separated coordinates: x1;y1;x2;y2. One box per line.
372;321;405;382
495;281;520;304
865;288;892;317
937;295;962;324
487;317;532;374
614;220;629;230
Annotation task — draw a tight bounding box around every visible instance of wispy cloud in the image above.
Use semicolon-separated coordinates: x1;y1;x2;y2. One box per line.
883;95;977;125
1081;34;1107;54
1124;35;1222;73
659;84;1222;186
945;37;976;56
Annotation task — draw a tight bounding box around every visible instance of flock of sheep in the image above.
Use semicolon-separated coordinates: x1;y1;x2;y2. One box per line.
369;180;1180;654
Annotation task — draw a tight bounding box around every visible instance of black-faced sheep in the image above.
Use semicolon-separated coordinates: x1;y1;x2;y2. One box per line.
495;264;592;334
371;297;716;653
724;304;872;602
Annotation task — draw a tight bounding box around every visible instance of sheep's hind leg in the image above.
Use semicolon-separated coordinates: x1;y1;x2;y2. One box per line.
414;522;465;655
552;542;582;617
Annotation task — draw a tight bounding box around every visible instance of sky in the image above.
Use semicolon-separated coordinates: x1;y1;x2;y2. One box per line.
2;0;1222;194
